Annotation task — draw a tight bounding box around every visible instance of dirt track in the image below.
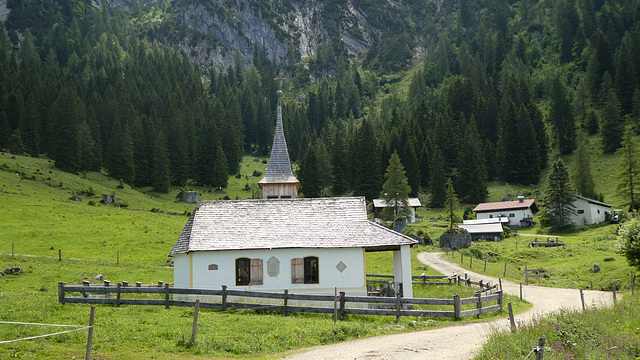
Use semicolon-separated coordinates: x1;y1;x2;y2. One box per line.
282;252;616;360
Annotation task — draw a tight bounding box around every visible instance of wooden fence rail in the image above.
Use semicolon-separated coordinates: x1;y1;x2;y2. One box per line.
58;281;503;321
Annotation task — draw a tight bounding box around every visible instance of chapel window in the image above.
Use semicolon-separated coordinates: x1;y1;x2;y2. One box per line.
236;258;251;286
304;256;319;284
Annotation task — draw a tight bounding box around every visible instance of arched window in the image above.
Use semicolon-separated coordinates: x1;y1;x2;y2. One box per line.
303;256;319;284
236;258;250;286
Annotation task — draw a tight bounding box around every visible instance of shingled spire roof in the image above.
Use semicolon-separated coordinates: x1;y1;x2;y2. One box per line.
258;89;300;187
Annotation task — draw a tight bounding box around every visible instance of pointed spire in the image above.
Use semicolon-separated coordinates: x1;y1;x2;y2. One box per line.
258;86;300;198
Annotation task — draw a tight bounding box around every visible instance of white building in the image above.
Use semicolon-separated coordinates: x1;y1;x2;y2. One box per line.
372;198;422;223
569;195;612;226
169;197;417;297
473;197;539;228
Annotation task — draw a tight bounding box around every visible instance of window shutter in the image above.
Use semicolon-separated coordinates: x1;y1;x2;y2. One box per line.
291;258;303;284
250;259;263;285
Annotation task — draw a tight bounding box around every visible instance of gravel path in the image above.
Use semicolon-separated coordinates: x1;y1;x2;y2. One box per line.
282;252;616;360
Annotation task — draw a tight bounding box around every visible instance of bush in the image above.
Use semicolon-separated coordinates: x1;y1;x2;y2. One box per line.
252;170;262;177
87;200;96;206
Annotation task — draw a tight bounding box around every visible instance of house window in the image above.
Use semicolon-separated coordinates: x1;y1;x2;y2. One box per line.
304;256;319;284
236;258;251;286
267;195;279;199
597;209;601;214
509;213;515;217
281;195;292;199
489;215;493;218
236;258;263;286
577;210;585;214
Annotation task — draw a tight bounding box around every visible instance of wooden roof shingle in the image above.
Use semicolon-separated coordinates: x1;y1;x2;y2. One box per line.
169;197;417;256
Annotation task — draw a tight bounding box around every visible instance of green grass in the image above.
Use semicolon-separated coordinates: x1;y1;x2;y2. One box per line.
0;152;531;359
474;294;640;360
442;225;635;291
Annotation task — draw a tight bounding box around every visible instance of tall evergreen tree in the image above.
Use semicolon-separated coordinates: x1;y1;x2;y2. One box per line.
380;151;412;221
457;119;488;204
444;178;459;232
600;86;624;153
545;159;576;228
105;117;135;184
549;76;576;155
617;126;640;212
351;119;380;201
152;131;171;193
429;148;447;208
572;129;597;199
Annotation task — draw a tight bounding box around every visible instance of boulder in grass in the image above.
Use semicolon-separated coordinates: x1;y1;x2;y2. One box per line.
591;263;601;273
4;267;23;274
69;195;82;201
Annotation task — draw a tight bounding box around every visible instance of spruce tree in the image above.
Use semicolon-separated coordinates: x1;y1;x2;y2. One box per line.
617;126;640;212
601;86;624;153
297;145;321;198
380;151;411;221
106;117;135;184
549;76;576;155
545;159;576;228
572;129;597;199
457;119;488;204
444;178;459;232
351;119;380;201
429;148;447;208
152;131;171;193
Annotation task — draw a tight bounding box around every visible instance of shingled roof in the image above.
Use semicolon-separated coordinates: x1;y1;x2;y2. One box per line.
473;199;538;213
259;90;300;186
169;197;417;256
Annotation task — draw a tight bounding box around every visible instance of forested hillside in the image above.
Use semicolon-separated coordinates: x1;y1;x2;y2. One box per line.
1;0;639;206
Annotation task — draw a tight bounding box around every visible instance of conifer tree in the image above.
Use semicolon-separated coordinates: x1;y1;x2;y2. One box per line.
572;129;597;199
152;131;171;193
297;144;321;198
549;76;576;155
617;126;640;212
457;119;488;204
429;148;447;208
444;178;459;232
545;159;576;228
351;119;380;201
380;151;411;221
601;86;624;153
106;117;135;184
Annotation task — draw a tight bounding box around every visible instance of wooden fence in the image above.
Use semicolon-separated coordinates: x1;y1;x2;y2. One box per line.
58;277;503;321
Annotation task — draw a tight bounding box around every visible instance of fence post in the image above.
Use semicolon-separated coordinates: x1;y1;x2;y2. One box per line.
461;253;464;263
484;260;487;273
58;282;65;304
422;274;426;285
116;283;121;307
117;250;119;265
499;278;503;291
191;300;200;343
220;285;228;311
283;290;289;316
498;290;503;312
525;265;528;284
520;283;523;300
453;295;461;320
58;249;61;262
85;306;95;360
580;289;585;311
503;262;507;277
470;256;473;269
164;284;171;310
535;337;546;360
11;242;14;256
479;280;483;290
508;302;516;333
476;292;482;318
338;291;346;320
633;274;636;296
333;288;338;324
395;294;402;324
613;285;617;304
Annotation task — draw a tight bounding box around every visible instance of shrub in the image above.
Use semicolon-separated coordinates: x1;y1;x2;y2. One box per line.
87;200;96;206
252;170;262;177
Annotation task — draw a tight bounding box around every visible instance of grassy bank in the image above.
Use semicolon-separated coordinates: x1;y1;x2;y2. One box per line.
474;294;640;360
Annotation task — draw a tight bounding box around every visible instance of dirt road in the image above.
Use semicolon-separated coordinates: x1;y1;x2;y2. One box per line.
283;252;616;360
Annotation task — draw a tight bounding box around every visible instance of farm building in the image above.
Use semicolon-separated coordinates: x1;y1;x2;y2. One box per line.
568;195;613;226
459;217;508;241
372;198;422;223
170;88;417;298
473;197;539;228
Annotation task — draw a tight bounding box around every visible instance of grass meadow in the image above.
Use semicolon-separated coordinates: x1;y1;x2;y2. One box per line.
0;152;528;359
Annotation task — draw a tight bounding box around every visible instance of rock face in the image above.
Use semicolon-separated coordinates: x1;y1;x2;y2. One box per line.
0;0;10;23
177;191;200;203
439;231;472;250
